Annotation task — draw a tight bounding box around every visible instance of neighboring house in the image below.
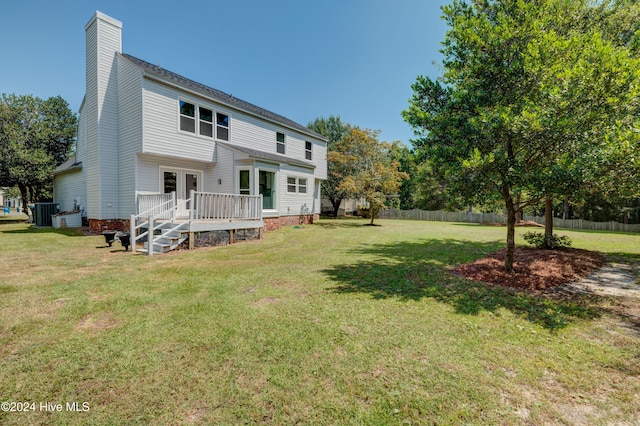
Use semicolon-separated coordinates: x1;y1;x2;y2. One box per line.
321;198;367;217
53;12;327;253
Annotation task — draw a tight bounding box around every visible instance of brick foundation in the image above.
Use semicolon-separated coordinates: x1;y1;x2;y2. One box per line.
89;219;131;234
263;214;319;231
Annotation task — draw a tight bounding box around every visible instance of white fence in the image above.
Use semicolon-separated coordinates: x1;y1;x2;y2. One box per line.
379;208;640;233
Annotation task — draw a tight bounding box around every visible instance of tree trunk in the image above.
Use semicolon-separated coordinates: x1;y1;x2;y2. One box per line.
17;183;32;222
331;198;343;217
505;202;517;273
370;208;376;225
544;195;553;238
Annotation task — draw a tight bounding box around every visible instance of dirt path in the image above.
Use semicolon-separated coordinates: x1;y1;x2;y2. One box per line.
570;262;640;298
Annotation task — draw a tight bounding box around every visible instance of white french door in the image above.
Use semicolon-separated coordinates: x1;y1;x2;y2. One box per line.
161;167;202;217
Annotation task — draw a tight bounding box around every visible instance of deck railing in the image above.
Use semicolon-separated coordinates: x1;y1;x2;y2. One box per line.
192;191;263;221
137;192;175;220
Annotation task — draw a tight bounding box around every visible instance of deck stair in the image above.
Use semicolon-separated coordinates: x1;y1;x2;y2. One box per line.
139;221;189;254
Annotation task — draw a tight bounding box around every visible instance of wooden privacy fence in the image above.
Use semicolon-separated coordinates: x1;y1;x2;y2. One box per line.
379;208;640;233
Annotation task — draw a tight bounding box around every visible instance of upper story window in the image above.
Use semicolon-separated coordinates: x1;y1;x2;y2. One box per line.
199;107;213;137
276;132;285;154
179;100;229;140
180;101;196;133
305;141;312;160
217;113;229;141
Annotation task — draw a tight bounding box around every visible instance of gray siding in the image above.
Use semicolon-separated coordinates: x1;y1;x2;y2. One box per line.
53;170;86;214
136;154;214;194
211;144;235;194
278;164;317;216
142;80;218;161
116;55;143;217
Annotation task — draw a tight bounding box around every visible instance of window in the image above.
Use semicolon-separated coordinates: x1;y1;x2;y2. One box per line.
217;113;229;141
305;141;312;160
259;170;275;209
276;132;285;154
239;170;250;195
179;100;229;140
199;107;213;137
180;101;195;133
287;177;297;193
287;176;308;194
163;171;177;193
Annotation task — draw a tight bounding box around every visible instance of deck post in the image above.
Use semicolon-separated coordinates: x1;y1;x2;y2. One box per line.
148;215;154;256
190;189;196;218
229;229;234;245
189;232;195;250
130;214;135;252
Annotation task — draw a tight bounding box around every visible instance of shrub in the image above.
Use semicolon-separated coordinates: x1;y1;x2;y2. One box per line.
523;231;572;249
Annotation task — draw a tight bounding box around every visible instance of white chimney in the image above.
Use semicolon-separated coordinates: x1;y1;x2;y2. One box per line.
84;11;122;220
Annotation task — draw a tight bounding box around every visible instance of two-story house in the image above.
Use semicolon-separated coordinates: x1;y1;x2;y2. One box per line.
53;11;327;253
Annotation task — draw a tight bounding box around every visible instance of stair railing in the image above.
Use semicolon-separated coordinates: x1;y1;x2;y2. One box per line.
130;192;176;255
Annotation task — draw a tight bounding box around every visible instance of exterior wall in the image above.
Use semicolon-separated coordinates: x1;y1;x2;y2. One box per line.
138;76;326;177
231;113;326;179
141;79;218;161
53;170;86;213
278;164;317;217
136;153;215;195
85;12;122;221
116;55;143;219
211;144;235;194
89;218;130;234
263;214;319;231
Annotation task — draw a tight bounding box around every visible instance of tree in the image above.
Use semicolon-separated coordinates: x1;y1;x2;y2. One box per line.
391;145;453;211
403;0;640;271
307;116;351;217
0;94;77;220
329;128;407;225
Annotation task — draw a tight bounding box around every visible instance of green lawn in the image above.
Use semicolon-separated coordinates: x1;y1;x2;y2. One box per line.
1;218;639;425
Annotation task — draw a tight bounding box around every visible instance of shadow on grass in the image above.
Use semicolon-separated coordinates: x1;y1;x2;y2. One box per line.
314;219;371;229
0;225;86;237
323;239;605;331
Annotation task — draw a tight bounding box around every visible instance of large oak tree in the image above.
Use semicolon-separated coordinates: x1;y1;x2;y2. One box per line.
0;94;77;220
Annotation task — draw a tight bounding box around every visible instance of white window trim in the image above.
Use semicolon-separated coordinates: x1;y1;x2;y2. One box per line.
178;98;231;142
287;176;309;194
305;141;313;160
258;168;278;212
276;131;286;154
236;166;252;195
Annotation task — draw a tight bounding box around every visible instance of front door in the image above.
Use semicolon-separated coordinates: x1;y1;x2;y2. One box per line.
161;168;202;217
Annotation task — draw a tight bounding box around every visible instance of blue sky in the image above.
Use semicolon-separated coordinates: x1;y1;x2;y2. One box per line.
0;0;449;146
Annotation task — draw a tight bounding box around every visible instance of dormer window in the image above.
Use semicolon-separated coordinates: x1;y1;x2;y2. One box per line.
276;132;285;154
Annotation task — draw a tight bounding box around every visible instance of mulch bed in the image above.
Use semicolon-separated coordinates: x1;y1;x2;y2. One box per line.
454;247;606;292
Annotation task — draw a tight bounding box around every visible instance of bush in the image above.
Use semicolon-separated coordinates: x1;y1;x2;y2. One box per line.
523;231;572;249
